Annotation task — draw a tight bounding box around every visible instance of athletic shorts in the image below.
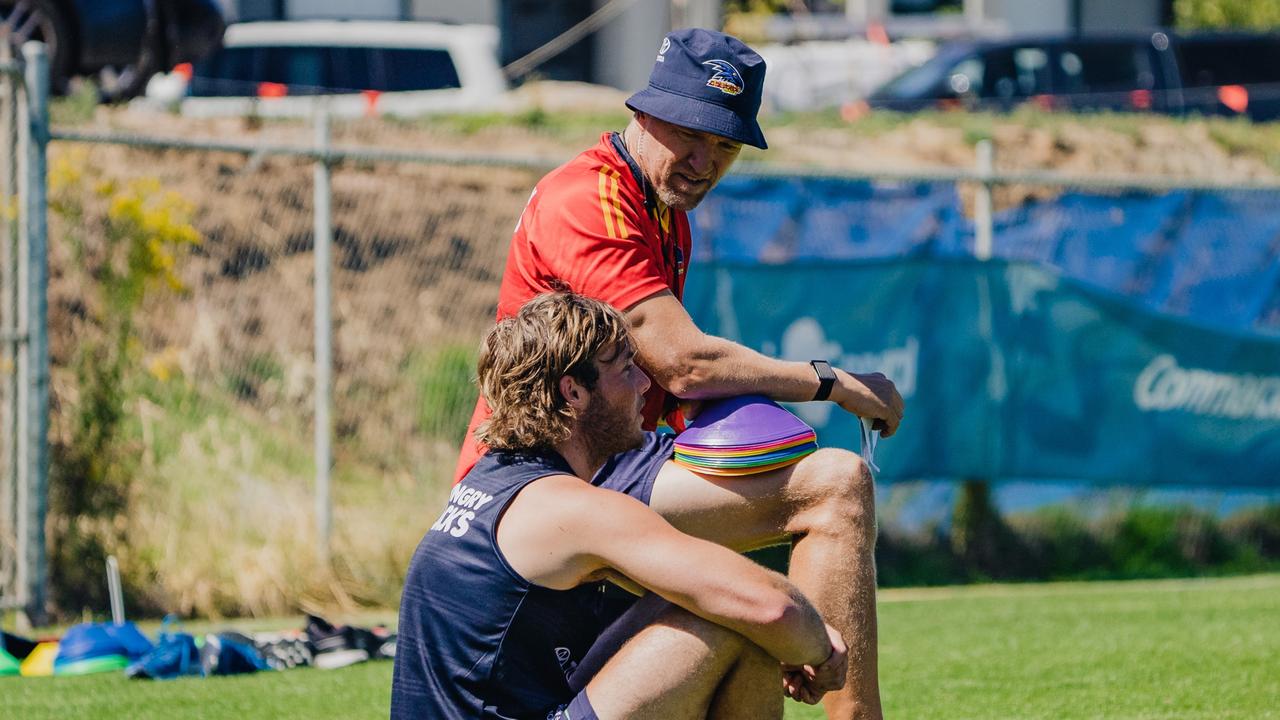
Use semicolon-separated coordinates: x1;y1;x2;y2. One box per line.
589;431;675;506
548;688;598;720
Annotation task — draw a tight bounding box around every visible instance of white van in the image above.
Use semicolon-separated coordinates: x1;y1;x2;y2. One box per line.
148;21;509;118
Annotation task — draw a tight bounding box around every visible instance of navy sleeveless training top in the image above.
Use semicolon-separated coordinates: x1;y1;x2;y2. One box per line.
391;449;612;719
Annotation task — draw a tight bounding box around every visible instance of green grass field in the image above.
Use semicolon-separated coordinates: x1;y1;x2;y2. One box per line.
5;575;1277;719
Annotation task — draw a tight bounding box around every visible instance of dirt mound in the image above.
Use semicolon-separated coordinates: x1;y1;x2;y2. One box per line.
762;115;1277;181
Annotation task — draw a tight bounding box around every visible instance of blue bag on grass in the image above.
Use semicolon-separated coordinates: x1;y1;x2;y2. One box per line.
56;622;154;676
126;615;270;680
200;632;270;676
126;633;201;680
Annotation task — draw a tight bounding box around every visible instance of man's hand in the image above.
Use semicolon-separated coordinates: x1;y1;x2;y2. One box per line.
835;370;904;437
781;623;848;704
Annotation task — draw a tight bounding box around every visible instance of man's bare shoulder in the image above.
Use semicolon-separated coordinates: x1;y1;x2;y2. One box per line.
499;472;655;588
508;473;646;527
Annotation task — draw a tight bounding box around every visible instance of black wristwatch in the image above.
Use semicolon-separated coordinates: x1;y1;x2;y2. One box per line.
810;360;837;401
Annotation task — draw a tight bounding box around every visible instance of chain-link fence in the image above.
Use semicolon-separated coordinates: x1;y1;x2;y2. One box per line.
42;114;550;617
22;96;1280;619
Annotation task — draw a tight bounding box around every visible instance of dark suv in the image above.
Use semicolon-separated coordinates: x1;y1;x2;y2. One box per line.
1;0;224;97
868;32;1280;122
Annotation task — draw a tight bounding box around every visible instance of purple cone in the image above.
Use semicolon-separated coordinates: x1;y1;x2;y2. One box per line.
676;394;815;448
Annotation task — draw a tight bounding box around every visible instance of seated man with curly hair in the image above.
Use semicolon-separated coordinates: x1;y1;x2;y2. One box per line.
392;292;847;720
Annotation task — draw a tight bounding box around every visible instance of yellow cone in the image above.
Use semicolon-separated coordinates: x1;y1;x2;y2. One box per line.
19;641;58;677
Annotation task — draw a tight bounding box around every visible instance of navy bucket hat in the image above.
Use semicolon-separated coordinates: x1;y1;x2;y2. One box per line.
626;28;768;149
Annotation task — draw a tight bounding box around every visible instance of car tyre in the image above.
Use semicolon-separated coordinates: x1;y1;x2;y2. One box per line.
0;0;74;93
100;0;167;102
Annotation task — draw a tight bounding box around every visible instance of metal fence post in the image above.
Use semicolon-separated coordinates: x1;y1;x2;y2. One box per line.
313;107;333;566
0;40;18;609
974;139;994;260
18;40;49;627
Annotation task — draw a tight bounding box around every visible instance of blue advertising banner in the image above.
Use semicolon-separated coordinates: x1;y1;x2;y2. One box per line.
694;178;1280;338
685;177;1280;486
683;257;1280;487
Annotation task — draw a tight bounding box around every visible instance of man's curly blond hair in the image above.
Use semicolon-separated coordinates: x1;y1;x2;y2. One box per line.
475;292;630;452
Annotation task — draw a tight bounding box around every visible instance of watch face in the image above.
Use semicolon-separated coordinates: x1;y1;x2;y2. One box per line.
813;361;836;381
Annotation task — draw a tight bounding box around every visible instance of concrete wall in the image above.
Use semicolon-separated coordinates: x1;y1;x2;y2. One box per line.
985;0;1164;35
1079;0;1164;32
229;0;277;21
281;0;401;19
409;0;498;24
672;0;721;29
986;0;1071;34
592;0;670;91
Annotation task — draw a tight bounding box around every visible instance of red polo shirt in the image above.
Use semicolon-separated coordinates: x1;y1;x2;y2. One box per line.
453;133;692;482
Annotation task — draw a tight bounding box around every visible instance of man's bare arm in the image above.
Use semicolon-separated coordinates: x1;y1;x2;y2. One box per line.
626;290;904;436
498;476;837;668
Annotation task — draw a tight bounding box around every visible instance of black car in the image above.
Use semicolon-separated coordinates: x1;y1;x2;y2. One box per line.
868;32;1280;122
0;0;224;97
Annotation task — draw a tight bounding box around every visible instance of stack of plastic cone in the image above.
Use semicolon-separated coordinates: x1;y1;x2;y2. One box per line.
674;395;817;476
20;642;58;677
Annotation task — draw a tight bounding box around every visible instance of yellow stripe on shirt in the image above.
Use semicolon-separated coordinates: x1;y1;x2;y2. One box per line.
606;168;630;239
598;168;618;238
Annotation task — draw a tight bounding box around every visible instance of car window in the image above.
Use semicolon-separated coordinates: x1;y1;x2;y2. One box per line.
1014;48;1051;96
1177;39;1280;88
870;47;973;100
1056;42;1153;96
192;45;334;95
190;44;461;96
191;46;263;95
328;47;371;92
944;57;983;95
368;48;460;93
269;47;331;95
982;47;1051;99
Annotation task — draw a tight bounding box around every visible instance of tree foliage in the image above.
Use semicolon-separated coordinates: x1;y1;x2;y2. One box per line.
1174;0;1280;29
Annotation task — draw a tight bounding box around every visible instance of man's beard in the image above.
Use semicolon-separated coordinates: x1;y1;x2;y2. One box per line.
654;182;708;212
579;391;645;467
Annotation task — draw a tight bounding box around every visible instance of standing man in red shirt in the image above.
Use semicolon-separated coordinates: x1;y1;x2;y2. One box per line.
454;29;903;720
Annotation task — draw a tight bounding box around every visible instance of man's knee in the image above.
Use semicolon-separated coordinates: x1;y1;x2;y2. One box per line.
655;603;755;659
786;449;875;532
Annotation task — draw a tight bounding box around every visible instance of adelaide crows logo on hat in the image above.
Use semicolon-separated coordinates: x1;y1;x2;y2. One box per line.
703;59;744;96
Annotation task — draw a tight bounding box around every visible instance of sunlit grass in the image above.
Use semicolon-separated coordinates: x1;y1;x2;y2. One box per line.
5;576;1276;719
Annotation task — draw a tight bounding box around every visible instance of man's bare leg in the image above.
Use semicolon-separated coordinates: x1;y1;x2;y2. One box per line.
648;448;882;720
581;603;782;720
784;452;880;720
706;636;784;720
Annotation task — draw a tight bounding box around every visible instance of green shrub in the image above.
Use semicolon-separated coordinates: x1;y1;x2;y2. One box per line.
1220;505;1280;560
874;499;1280;588
411;344;478;445
1174;0;1280;29
47;153;200;617
1010;507;1108;580
876;525;965;587
222;352;285;401
1098;506;1226;578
